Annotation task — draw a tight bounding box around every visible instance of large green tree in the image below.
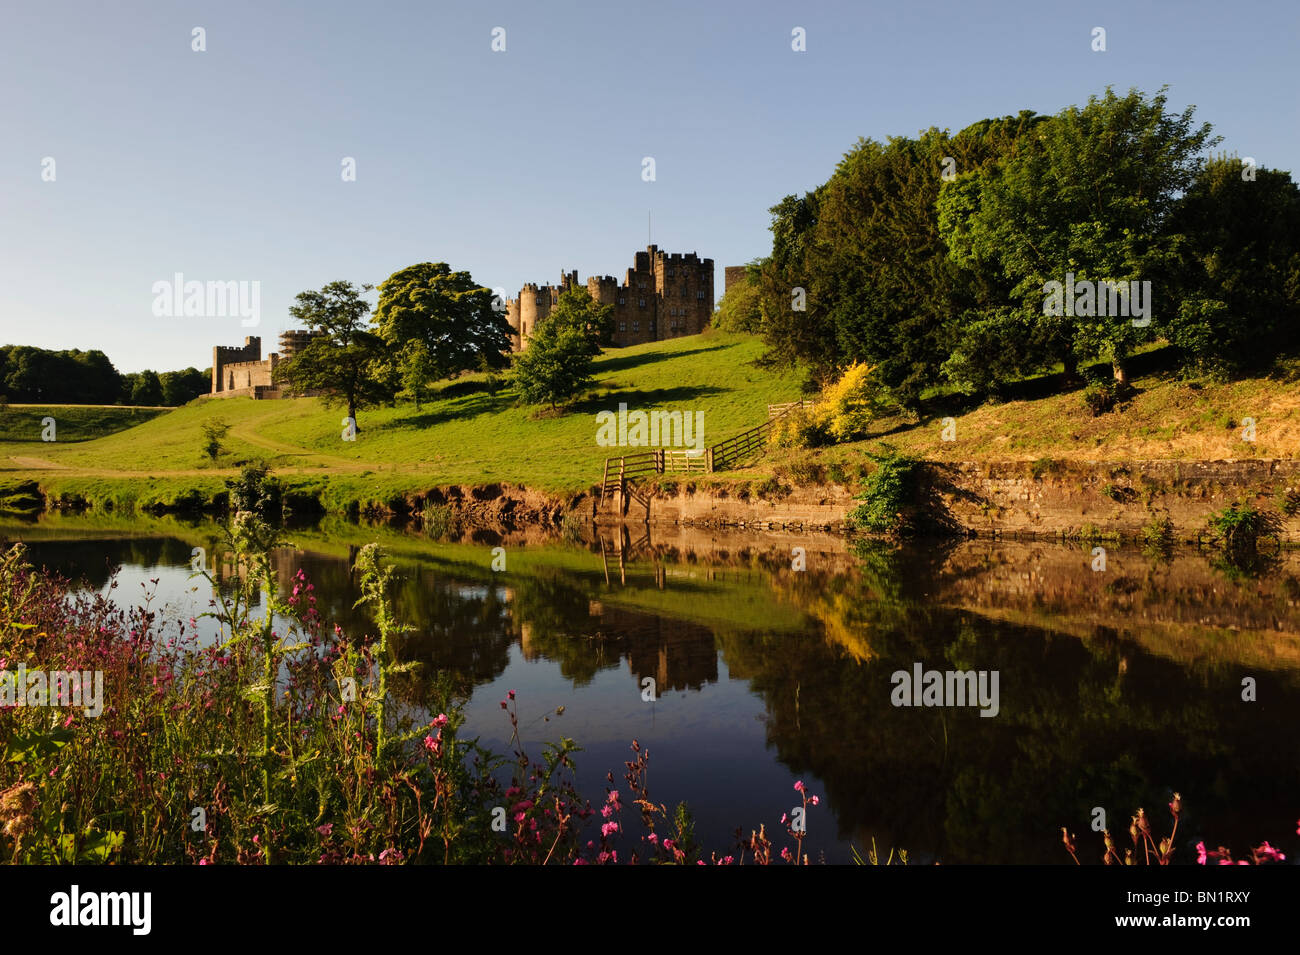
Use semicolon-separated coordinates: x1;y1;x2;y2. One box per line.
537;284;613;354
161;367;209;405
509;287;607;410
1166;154;1300;373
273;281;393;430
940;87;1218;386
372;263;512;407
758;112;1042;408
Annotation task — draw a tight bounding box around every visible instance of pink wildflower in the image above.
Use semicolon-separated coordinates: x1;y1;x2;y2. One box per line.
793;780;804;793
1256;842;1286;862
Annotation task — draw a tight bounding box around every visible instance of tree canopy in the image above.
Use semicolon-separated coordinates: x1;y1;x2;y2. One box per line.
273;280;394;428
749;86;1300;407
372;263;512;406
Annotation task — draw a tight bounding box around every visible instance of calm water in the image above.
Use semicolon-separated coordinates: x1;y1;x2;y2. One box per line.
5;516;1300;864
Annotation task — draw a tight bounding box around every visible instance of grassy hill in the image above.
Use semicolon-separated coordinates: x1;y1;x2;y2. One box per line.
0;331;804;511
3;331;1300;516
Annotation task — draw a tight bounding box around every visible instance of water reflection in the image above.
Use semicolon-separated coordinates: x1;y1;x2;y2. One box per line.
4;517;1298;864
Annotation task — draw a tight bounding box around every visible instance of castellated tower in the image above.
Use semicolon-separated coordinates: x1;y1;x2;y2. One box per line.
505;246;714;352
211;336;262;393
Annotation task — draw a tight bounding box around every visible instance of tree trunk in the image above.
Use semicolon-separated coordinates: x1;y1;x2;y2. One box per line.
1062;353;1079;384
1112;358;1129;387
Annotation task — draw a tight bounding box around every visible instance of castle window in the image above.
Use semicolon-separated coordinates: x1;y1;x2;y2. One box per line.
619;322;626;332
696;291;705;300
638;299;645;308
633;321;640;332
618;297;625;305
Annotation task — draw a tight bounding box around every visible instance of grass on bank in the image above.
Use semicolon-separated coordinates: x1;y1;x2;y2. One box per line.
0;332;802;500
4;334;1300;513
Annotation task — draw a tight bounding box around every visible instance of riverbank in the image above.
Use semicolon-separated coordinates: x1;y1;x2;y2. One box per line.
7;455;1300;543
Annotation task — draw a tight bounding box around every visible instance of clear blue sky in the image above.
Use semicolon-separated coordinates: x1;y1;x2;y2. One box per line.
2;0;1296;373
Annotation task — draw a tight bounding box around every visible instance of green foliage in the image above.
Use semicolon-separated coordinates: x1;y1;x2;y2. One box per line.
372;262;513;406
127;369;164;406
225;464;282;519
0;346;121;404
273;280;395;427
1205;503;1282;558
1168;154;1300;373
160;367;209;405
509;312;599;411
1141;514;1175;548
713;260;766;333
539;284;614;354
943;86;1218;385
201;417;231;463
759;112;1041;408
845;448;919;535
753;88;1300;405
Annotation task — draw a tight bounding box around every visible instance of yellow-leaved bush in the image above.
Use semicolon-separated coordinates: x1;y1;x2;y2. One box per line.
770;363;887;449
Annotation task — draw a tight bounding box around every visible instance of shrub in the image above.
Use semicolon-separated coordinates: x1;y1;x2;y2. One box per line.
753;476;786;499
845;448;919;535
201;418;231;463
1141;514;1175;548
769;363;889;449
1205;503;1282;558
1030;457;1061;481
769;407;831;449
777;459;826;486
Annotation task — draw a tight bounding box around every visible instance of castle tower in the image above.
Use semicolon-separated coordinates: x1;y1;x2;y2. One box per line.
505;298;522;352
211;336;261;394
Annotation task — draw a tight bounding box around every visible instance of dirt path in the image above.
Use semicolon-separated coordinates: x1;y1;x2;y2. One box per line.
7;455;62;469
226;417;361;467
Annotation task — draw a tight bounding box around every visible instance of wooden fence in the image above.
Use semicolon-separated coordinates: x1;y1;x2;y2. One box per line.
598;400;807;512
767;399;814;419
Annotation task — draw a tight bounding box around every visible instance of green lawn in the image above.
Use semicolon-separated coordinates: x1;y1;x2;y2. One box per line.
0;332;805;508
7;330;1299;515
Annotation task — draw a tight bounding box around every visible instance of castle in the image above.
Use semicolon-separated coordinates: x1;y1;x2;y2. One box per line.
209;246;722;398
208;331;320;399
505;245;715;351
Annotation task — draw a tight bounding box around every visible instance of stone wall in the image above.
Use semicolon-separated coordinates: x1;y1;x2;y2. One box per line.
599;459;1300;540
924;459;1300;540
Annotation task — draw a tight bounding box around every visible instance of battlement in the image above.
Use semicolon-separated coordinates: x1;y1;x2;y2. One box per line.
509;245;714;353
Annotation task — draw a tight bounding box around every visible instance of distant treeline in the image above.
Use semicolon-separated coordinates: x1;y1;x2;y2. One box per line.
717;87;1300;407
0;345;209;406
